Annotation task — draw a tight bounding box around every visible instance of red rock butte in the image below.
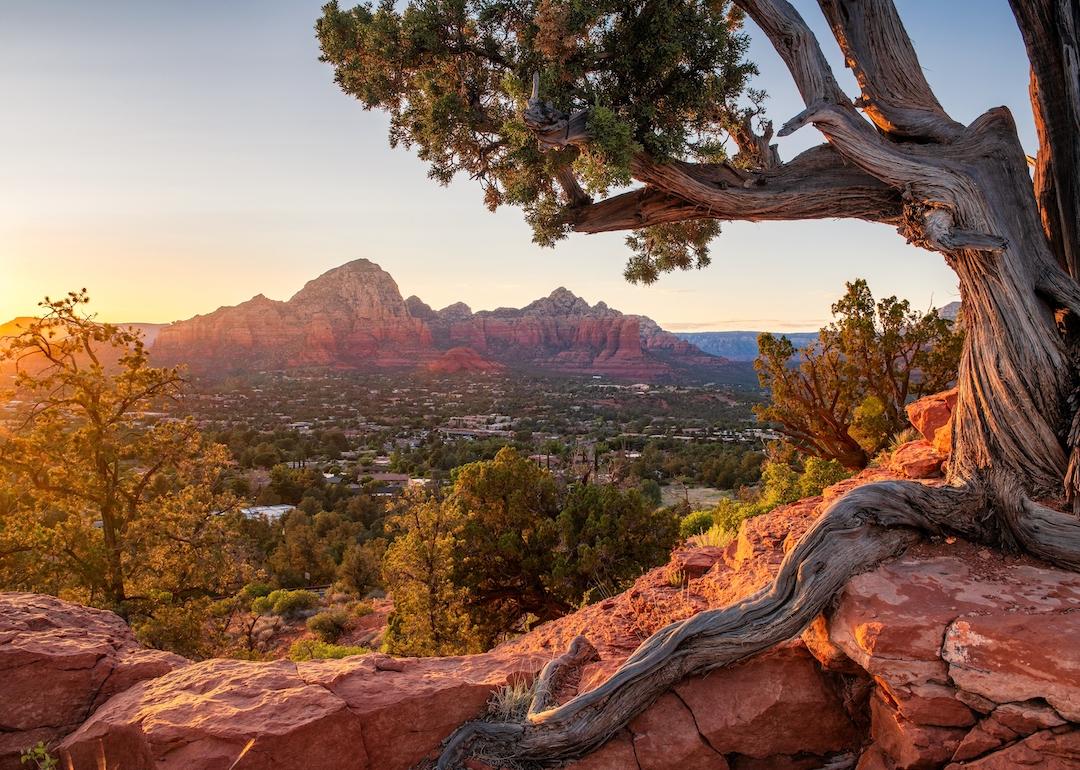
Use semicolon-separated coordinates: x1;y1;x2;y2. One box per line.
150;259;745;382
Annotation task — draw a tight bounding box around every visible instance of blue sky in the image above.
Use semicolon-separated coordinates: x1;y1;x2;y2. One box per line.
0;1;1035;330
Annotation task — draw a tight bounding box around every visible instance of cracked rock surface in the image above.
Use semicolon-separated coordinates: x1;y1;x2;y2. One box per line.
4;400;1078;770
0;593;186;769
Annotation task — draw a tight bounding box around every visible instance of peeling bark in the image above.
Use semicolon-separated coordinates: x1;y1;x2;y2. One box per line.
1009;0;1080;279
430;0;1080;766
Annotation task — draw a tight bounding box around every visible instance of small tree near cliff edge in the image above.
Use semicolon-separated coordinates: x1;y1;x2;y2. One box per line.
756;279;962;470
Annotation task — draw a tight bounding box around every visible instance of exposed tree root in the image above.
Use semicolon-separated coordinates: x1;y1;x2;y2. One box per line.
432;479;1004;769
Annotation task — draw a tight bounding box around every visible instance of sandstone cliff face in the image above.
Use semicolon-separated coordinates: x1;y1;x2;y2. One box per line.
153;261;433;371
151;261;741;381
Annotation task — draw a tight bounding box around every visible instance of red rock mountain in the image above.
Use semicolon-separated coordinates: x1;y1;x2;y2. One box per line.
151;259;746;381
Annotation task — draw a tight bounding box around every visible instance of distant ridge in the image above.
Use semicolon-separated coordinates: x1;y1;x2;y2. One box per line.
148;259;753;383
676;301;961;361
675;331;819;362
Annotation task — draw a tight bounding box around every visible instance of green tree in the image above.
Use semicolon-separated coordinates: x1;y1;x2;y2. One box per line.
555;484;679;600
383;448;680;652
449;447;566;644
381;490;480;656
0;293;251;641
754;280;961;470
317;0;755;258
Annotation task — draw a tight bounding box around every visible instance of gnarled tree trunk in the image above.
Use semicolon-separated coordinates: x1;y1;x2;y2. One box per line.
433;0;1080;766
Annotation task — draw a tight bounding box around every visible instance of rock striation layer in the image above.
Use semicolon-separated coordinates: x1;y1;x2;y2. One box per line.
151;259;745;382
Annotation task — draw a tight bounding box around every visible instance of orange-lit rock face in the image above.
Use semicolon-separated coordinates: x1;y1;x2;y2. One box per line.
889;439;945;479
906;387;957;455
0;593;186;770
425;346;505;375
151;260;735;380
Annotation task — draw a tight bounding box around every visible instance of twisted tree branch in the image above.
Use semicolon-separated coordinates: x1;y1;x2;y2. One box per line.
435;480;987;768
1009;0;1080;280
817;0;963;141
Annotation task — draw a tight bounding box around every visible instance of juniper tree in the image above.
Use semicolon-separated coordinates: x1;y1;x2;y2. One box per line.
756;279;961;469
318;0;1080;764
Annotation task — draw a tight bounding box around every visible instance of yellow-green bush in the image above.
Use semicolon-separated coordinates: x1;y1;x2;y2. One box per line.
306;609;349;642
287;638;370;661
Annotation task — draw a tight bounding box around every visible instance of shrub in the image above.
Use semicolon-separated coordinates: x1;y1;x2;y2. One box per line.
253;589;319;618
888;427;922;453
796;457;851;498
19;742;58;770
350;601;375;617
665;568;687;588
487;679;536;722
679;509;715;539
287;638;370;661
688;524;735;549
713;497;760;534
241;582;273;599
306;609;349;642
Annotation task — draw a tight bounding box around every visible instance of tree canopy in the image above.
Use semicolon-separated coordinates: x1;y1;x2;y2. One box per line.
317;0;757;276
0;293;252;652
755;279;961;469
382;447;679;653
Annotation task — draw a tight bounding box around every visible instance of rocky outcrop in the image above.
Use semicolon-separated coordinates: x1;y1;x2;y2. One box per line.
890;439;946;479
0;593;186;770
60;653;549;770
810;546;1080;769
425;347;505;375
4;416;1076;769
150;260;745;382
907;388;958;456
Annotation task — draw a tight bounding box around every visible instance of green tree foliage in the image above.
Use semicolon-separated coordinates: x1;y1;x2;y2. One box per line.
307;609;350;642
703;455;850;540
0;293;252;650
755;280;962;470
554;483;678;604
251;588;320;618
679;509;715;539
317;0;756;263
288;638;371;661
382;490;482;656
383;448;679;653
449;447;568;639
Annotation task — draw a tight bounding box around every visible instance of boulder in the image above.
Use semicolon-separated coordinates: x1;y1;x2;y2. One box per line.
61;652;549;770
628;693;727;770
0;593;186;770
889;440;945;479
906;388;957;455
672;643;861;759
944;612;1080;721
